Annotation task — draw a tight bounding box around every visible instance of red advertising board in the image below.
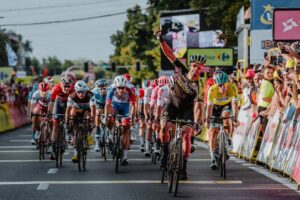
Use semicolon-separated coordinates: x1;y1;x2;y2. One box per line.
273;8;300;41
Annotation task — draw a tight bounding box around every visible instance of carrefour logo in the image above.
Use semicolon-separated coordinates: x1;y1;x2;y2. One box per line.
217;53;230;62
260;4;274;25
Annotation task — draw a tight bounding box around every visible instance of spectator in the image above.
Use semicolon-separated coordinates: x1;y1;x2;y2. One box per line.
257;66;274;132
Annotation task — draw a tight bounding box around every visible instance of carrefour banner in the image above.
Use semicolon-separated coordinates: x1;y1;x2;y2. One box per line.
187;48;233;66
251;0;300;30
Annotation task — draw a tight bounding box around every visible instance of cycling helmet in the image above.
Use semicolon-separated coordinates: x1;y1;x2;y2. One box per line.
38;82;49;92
245;69;255;78
190;54;206;65
44;76;54;84
114;75;127;87
123;73;132;82
95;79;107;87
214;72;228;85
60;75;72;86
142;80;150;89
75;80;88;92
158;76;168;86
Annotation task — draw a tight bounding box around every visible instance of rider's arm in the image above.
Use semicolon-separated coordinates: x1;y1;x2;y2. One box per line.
128;88;136;121
194;101;202;124
90;96;96;120
231;84;239;120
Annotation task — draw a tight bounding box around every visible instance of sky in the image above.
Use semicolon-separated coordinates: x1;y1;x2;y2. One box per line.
0;0;148;63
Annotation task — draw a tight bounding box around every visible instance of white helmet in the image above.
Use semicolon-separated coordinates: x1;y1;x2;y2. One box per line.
114;75;127;87
75;80;88;92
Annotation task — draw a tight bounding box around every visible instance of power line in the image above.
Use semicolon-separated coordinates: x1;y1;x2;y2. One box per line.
0;7;147;27
0;11;127;27
0;0;120;12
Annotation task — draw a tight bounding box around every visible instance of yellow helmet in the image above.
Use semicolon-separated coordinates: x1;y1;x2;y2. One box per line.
285;59;296;69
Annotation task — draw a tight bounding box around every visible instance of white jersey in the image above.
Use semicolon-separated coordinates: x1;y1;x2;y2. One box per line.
144;86;153;105
157;85;170;107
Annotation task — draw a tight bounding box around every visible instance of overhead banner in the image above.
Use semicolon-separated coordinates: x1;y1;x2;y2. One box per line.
251;0;300;30
187;48;233;66
273;8;300;41
160;10;200;70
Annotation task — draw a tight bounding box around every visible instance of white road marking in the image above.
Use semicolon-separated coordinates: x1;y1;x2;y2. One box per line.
0;158;210;163
235;160;246;163
0;146;35;149
47;168;58;174
0;150;38;153
242;163;253;166
19;135;32;137
0;180;242;185
37;183;49;190
249;166;300;194
10;140;31;142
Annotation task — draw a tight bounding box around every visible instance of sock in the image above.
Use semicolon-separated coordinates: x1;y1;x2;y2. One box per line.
123;150;128;159
210;150;215;161
145;140;150;152
140;137;145;146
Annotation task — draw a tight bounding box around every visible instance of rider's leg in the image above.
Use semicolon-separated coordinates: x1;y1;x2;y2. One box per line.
121;118;131;165
139;118;145;152
159;119;172;168
208;127;219;169
182;125;193;179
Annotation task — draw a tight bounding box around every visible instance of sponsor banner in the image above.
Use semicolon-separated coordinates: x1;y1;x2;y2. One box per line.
257;109;280;163
187;48;233;67
284;121;300;176
273;9;300;41
0;67;13;82
250;30;272;64
242;117;261;159
273;123;296;171
8;104;28;128
292;148;300;184
0;103;14;132
232;108;251;153
251;0;300;30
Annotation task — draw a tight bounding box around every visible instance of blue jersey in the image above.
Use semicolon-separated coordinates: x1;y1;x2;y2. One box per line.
90;88;106;109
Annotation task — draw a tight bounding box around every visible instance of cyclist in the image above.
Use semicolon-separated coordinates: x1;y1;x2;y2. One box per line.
104;75;136;166
137;80;148;154
66;80;94;162
44;76;55;89
90;79;108;151
205;71;239;170
143;79;156;152
123;73;137;143
155;30;203;180
30;82;51;144
146;76;169;157
49;75;74;160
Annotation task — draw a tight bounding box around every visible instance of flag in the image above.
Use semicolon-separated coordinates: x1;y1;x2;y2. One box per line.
5;43;17;67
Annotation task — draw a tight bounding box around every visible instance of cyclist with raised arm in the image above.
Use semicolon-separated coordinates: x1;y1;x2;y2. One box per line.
104;75;136;166
30;82;51;144
49;75;74;160
155;30;203;180
205;71;239;170
90;79;108;151
66;80;94;162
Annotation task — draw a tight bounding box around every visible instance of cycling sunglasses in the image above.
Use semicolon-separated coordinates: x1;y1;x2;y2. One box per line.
117;87;125;90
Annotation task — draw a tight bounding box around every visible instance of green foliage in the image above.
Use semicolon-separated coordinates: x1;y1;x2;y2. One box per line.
42;56;62;76
62;60;74;71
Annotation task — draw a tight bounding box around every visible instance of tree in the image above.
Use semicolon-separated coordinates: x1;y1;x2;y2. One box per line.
62;60;74;71
42;56;62;76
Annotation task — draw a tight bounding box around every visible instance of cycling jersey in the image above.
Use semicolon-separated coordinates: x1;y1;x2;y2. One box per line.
157;85;170;107
162;59;201;124
51;83;75;103
144;86;153;104
150;86;160;108
138;88;144;105
207;83;238;106
67;91;94;110
106;87;136;117
90;88;106;109
28;82;39;101
31;90;51;107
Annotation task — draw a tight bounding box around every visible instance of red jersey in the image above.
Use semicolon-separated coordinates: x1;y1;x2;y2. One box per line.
50;83;75;102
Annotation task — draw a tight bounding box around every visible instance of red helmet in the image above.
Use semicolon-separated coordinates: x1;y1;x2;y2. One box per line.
39;82;49;92
158;76;168;86
123;73;131;82
246;69;255;78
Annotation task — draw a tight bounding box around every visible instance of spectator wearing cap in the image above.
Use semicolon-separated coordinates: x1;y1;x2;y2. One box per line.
257;66;274;132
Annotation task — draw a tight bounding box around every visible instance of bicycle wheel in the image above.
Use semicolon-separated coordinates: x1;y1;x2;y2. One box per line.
219;131;225;178
222;146;227;179
168;169;174;193
39;123;46;160
168;144;176;193
173;139;182;196
101;133;107;161
76;129;82;172
82;130;88;171
59;127;65;167
161;167;167;184
114;129;120;173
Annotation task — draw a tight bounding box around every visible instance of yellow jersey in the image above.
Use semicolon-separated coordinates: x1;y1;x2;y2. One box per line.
207;83;238;106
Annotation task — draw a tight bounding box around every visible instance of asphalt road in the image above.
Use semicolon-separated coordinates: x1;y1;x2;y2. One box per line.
0;126;299;200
